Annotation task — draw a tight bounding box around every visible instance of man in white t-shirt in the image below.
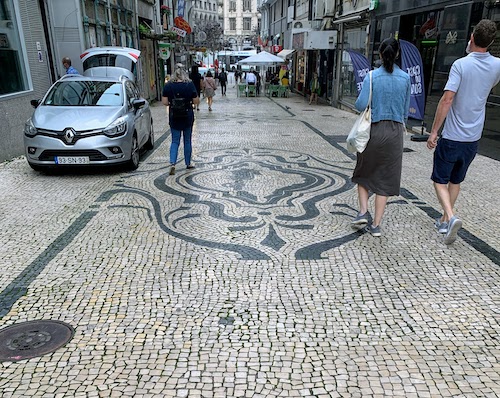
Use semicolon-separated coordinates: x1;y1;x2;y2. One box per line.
427;19;500;245
246;68;257;85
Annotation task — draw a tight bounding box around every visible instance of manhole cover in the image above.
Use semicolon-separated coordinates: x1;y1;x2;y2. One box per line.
0;320;74;362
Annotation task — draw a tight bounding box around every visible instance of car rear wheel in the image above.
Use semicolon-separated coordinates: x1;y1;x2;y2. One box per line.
145;120;154;150
127;134;140;170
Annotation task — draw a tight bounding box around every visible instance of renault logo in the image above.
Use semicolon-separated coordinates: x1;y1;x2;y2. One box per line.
64;128;76;144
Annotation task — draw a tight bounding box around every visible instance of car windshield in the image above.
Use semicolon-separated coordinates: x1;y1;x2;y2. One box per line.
43;81;123;106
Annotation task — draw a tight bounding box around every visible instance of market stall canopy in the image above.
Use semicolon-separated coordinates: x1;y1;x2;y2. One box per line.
238;51;285;65
277;49;295;59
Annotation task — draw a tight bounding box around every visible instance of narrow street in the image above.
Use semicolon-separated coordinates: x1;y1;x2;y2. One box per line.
1;86;499;397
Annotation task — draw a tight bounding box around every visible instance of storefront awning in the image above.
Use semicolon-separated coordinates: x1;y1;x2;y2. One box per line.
277;49;295;59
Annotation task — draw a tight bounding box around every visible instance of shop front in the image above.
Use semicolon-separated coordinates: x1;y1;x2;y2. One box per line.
292;32;307;94
371;0;500;159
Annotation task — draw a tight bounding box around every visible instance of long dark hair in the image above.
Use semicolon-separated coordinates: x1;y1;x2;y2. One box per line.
379;38;400;73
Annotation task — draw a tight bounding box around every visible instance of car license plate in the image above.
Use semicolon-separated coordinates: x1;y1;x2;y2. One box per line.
55;156;90;165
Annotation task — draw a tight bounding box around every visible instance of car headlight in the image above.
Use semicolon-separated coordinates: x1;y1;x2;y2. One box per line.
103;117;127;137
24;118;38;137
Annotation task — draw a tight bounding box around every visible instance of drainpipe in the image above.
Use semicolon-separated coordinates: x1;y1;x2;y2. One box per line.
333;21;343;107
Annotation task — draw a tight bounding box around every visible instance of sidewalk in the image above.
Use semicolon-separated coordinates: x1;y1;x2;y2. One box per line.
0;85;499;397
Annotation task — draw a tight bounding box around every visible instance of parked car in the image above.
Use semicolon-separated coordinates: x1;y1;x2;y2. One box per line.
24;47;153;171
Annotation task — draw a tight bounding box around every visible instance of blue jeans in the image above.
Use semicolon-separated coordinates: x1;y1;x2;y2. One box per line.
170;126;192;166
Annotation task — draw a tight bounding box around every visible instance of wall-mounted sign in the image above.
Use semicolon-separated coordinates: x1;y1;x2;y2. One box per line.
445;31;458;44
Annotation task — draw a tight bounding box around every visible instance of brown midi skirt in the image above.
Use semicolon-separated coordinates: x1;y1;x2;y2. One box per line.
351;120;404;197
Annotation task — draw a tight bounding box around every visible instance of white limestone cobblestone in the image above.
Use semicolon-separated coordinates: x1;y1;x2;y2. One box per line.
0;88;499;396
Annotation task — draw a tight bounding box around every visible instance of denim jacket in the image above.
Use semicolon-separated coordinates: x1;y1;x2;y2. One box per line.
355;65;411;124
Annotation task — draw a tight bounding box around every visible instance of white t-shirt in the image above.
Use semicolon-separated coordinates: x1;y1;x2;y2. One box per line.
246;72;256;84
442;52;500;142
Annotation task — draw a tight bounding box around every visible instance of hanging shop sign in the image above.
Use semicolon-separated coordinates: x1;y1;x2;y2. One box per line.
171;26;187;37
159;42;173;60
177;0;185;17
174;16;192;34
271;45;283;53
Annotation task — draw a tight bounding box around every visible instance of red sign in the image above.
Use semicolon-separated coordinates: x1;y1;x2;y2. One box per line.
174;16;191;34
271;45;283;53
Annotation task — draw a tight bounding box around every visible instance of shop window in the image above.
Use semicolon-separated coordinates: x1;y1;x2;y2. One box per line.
0;0;30;96
340;26;369;105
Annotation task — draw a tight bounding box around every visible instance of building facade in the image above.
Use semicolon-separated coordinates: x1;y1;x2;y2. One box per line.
223;0;261;50
1;0;53;162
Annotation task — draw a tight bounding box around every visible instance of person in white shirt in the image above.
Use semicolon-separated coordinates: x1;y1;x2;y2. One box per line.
427;19;500;245
246;68;257;85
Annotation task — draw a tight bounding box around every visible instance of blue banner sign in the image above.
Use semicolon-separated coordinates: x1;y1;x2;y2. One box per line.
400;39;425;120
177;0;185;17
347;50;371;94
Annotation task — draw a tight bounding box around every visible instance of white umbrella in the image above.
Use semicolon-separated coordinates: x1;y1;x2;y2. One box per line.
237;51;284;66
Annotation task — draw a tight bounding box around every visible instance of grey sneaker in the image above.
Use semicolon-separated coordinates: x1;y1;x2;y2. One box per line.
444;216;462;245
351;211;370;226
435;218;448;234
365;224;381;237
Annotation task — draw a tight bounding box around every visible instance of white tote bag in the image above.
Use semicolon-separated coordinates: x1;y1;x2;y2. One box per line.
346;71;372;154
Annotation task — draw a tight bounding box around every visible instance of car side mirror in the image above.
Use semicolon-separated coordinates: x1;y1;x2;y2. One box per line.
30;99;41;108
133;99;146;110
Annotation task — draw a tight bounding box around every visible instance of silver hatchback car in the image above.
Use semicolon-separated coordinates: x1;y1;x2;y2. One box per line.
24;48;153;171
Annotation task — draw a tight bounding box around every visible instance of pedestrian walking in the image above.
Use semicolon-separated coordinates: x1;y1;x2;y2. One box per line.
351;38;411;237
234;69;241;86
309;72;320;105
162;65;200;175
427;19;500;245
189;64;202;111
219;68;228;96
203;70;217;111
62;57;79;75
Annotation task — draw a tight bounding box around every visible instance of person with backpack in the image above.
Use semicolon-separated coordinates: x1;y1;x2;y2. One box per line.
218;68;228;96
162;65;200;175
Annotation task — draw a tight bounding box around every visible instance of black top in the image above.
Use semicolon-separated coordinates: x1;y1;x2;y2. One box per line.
162;81;198;130
189;72;202;94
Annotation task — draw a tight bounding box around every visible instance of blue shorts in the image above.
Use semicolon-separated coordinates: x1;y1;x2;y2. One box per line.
431;138;478;184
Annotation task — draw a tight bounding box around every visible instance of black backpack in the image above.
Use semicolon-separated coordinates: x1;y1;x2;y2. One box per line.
170;92;190;120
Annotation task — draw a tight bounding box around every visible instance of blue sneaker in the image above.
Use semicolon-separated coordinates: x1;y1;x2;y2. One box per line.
444;216;462;245
365;224;381;237
351;211;370;226
435;218;448;234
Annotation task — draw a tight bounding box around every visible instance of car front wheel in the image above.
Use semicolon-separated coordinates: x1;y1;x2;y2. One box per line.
127;134;140;170
28;163;47;172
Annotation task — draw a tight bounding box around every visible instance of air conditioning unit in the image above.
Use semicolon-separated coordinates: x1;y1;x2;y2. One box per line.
291;20;321;31
292;20;312;29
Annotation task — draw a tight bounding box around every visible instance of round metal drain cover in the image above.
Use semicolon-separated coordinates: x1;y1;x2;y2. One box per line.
0;320;74;362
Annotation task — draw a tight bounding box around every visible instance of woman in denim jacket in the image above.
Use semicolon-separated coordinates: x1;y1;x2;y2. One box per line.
350;38;411;237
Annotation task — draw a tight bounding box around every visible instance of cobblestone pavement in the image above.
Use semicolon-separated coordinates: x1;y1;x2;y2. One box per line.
0;85;499;398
